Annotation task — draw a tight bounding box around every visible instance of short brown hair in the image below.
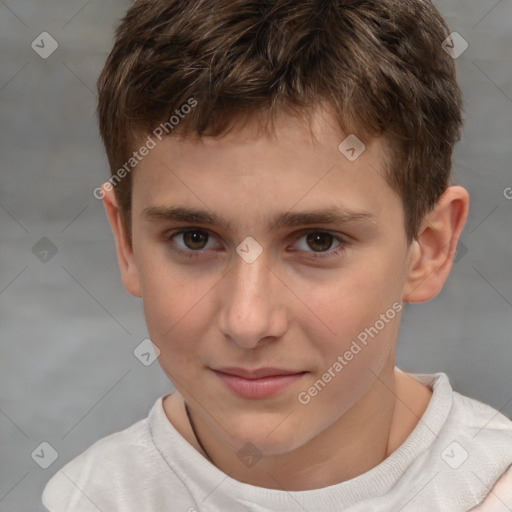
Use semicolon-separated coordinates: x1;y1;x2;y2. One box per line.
97;0;463;243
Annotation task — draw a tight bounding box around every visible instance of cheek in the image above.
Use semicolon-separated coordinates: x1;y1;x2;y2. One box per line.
295;253;403;397
296;283;402;417
140;276;206;386
138;261;225;370
300;261;402;342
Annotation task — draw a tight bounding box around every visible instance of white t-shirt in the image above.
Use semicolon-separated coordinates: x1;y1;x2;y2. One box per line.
42;372;512;512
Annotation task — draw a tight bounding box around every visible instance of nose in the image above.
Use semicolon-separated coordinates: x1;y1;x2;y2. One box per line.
217;251;288;349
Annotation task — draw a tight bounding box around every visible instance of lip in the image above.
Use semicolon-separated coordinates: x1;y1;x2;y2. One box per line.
214;367;305;379
212;367;307;399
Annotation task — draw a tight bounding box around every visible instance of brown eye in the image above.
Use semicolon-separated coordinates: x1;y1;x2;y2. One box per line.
182;230;209;250
164;228;222;260
292;230;346;260
305;232;335;252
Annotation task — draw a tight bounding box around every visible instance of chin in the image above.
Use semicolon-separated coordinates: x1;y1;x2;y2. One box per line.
226;419;312;456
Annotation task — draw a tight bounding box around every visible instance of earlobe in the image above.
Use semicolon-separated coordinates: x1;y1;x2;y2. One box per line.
101;184;142;298
403;186;469;303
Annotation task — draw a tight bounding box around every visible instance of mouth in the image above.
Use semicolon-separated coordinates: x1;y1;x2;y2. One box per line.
211;367;308;399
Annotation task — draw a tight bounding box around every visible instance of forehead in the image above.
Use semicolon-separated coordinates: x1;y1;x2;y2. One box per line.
131;107;399;232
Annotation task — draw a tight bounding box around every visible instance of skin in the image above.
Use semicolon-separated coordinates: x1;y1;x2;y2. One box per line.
470;466;512;511
102;105;469;491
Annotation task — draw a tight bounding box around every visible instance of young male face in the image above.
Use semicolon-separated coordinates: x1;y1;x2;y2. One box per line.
103;105;468;469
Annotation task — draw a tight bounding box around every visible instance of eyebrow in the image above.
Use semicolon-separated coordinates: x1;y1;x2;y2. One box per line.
142;205;375;232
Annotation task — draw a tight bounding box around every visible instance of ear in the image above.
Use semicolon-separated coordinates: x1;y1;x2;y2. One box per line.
403;185;469;303
101;184;142;298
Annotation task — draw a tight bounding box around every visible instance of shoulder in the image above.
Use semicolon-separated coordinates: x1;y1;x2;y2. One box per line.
469;465;512;511
436;380;512;471
413;371;512;445
42;405;168;511
401;372;512;510
450;390;512;442
441;388;512;509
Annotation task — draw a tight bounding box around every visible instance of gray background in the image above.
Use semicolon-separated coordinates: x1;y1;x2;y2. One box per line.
0;0;511;510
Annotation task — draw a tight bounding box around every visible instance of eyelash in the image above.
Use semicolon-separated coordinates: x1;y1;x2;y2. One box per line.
162;228;347;261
